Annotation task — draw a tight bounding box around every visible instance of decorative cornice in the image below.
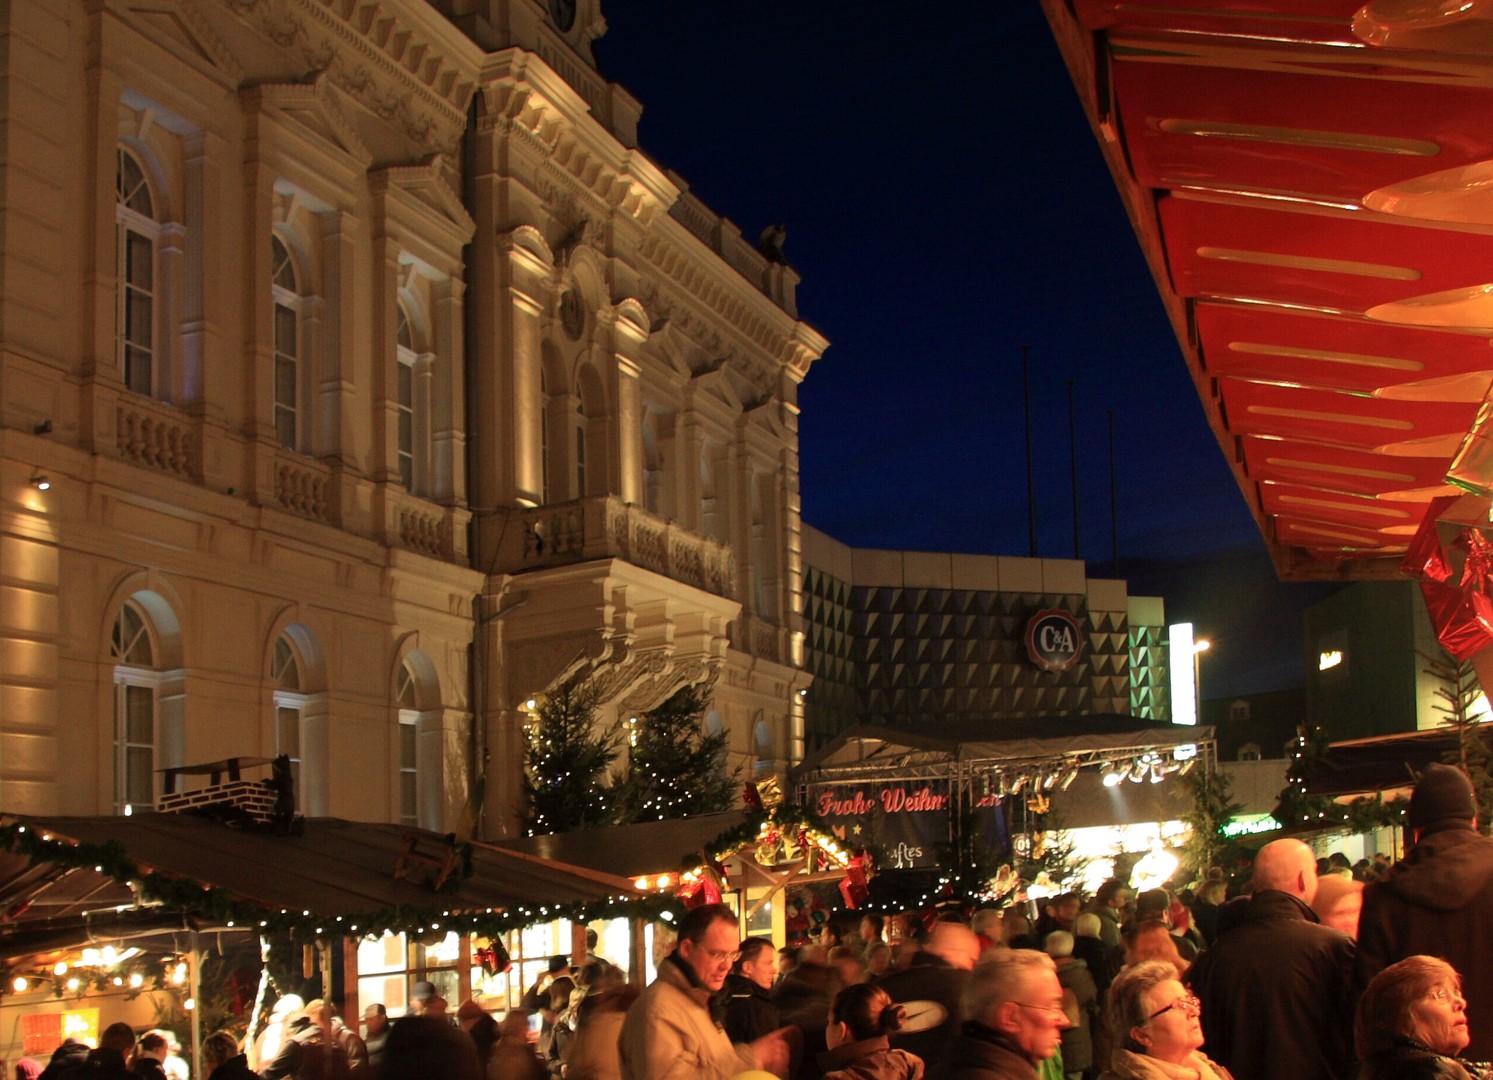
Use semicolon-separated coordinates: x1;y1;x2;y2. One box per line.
228;0;480;154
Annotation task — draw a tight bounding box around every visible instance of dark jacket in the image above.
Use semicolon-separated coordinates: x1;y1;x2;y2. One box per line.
1358;826;1493;1061
721;972;780;1044
1053;958;1096;1073
262;1025;351;1080
39;1040;90;1080
207;1056;262;1080
132;1059;168;1080
878;956;970;1074
927;1023;1036;1080
1185;889;1356;1080
820;1035;925;1080
1359;1037;1477;1080
57;1049;134;1080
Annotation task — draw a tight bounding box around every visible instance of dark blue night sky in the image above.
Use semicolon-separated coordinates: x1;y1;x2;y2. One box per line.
594;3;1340;695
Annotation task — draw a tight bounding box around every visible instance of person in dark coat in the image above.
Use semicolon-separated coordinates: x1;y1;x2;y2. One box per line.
879;923;979;1075
1358;762;1493;1062
456;1000;500;1070
932;950;1069;1080
202;1032;261;1080
722;937;781;1044
1185;838;1356;1080
58;1023;136;1080
262;1003;350;1080
1356;955;1480;1080
130;1033;169;1080
37;1040;88;1080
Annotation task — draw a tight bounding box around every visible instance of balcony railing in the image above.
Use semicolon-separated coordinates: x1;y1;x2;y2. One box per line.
116;398;200;480
492;496;736;600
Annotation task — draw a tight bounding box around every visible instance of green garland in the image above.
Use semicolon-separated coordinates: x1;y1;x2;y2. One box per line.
682;801;856;872
0;822;683;944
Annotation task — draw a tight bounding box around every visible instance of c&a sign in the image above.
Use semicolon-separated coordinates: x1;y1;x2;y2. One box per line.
813;782;951;870
1025;608;1084;673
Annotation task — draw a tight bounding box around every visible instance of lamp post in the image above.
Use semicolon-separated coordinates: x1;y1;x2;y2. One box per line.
1193;639;1211;727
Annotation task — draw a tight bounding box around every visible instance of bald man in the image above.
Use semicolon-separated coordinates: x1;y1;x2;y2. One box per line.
1186;839;1356;1080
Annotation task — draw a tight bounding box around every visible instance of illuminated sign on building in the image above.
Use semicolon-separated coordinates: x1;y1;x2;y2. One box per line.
1220;815;1282;838
1025;609;1084;672
1319;650;1343;671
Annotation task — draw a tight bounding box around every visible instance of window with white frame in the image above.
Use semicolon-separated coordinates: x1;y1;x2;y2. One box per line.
396;306;416;493
271;236;302;452
116;148;158;398
396;663;419;827
111;602;160;813
272;635;305;796
574;400;587;497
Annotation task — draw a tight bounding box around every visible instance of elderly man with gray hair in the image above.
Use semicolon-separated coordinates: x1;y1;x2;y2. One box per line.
934;949;1070;1079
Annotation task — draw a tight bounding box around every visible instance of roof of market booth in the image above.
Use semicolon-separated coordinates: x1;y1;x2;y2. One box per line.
0;814;649;952
797;717;1215;782
496;811;747;879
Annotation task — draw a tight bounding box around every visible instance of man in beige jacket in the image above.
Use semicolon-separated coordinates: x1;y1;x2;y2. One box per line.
619;903;794;1080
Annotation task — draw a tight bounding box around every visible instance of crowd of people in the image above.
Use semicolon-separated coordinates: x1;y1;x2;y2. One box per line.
13;762;1493;1080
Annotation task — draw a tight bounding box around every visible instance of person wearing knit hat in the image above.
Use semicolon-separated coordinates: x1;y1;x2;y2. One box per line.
1359;762;1493;1061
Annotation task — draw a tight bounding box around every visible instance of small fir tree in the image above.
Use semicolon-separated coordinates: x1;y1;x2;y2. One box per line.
1276;722;1336;828
1180;764;1244;879
1424;649;1493;834
621;684;735;822
522;679;620;835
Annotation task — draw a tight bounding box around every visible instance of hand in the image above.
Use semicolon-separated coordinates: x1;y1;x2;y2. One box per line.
746;1026;801;1079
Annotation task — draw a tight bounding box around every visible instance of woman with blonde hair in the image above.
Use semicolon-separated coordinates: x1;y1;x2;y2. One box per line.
1100;960;1231;1080
1357;955;1479;1080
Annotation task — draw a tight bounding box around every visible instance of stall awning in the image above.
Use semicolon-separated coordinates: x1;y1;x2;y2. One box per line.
1304;728;1458;800
0;814;645;958
495;812;746;879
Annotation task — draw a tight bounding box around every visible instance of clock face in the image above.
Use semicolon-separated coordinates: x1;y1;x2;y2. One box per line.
548;0;576;31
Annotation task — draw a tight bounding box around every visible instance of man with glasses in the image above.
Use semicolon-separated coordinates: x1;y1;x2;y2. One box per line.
619;902;794;1080
1187;837;1356;1080
939;949;1070;1078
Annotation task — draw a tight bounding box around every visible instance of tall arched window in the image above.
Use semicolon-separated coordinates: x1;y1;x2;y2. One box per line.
396;305;417;493
116;148;158;398
271;635;306;796
111;602;159;812
395;663;419;826
271;236;302;451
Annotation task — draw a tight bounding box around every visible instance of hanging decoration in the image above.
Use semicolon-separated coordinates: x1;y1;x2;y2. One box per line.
1402;494;1493;661
838;852;871;909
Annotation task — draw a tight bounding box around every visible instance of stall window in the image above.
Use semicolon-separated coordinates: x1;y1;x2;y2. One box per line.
356;931;464;1017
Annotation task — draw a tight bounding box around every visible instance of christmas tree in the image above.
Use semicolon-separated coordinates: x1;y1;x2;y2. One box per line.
621;684;735;822
522;678;620;835
1179;764;1243;879
1424;649;1493;834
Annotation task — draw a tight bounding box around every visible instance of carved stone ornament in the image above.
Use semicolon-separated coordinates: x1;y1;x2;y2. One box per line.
559;289;586;341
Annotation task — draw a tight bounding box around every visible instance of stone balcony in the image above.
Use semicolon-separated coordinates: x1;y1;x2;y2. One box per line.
489;496;736;600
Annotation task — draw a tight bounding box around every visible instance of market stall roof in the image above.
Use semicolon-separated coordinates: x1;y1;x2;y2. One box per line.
0;813;643;953
1304;727;1458;800
1042;0;1493;580
796;717;1215;781
496;811;746;879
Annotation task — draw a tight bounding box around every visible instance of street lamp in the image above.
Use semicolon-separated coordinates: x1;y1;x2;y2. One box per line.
1194;638;1211;727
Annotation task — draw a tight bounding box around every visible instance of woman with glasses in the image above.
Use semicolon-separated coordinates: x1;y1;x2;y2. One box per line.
1100;961;1231;1080
1356;955;1488;1080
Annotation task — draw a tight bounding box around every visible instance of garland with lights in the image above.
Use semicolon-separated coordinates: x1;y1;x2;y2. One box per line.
620;685;734;824
0;822;683;944
1275;725;1411;835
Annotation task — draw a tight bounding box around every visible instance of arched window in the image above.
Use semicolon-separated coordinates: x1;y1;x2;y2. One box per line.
271;634;306;796
111;601;159;812
753;717;773;775
574;398;587;496
116;148;158;398
396;305;417;493
395;663;420;826
271;236;302;451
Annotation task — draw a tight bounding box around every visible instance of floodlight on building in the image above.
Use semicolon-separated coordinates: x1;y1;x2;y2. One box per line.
29;471;49;490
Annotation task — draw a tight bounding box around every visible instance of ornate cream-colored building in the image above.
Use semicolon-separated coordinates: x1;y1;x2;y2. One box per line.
0;0;825;836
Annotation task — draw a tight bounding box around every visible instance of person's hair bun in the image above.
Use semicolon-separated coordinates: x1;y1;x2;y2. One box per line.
879;1001;907;1034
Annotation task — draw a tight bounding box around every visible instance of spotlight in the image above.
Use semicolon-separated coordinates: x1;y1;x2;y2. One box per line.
1177;758;1198;776
1042;770;1059;791
1103;764;1125;787
29;472;49;491
11;976;25;993
1060;766;1079;791
1010;773;1028;795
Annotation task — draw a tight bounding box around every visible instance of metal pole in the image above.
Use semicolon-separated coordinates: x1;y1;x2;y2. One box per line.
1108;409;1119;575
1067;380;1080;560
1022;344;1037;557
189;931;202;1080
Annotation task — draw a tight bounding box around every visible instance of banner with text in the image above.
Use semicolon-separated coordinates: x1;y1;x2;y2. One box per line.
812;781;952;869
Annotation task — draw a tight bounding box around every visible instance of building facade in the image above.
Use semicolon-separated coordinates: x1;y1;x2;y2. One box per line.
800;525;1170;750
0;0;825;836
